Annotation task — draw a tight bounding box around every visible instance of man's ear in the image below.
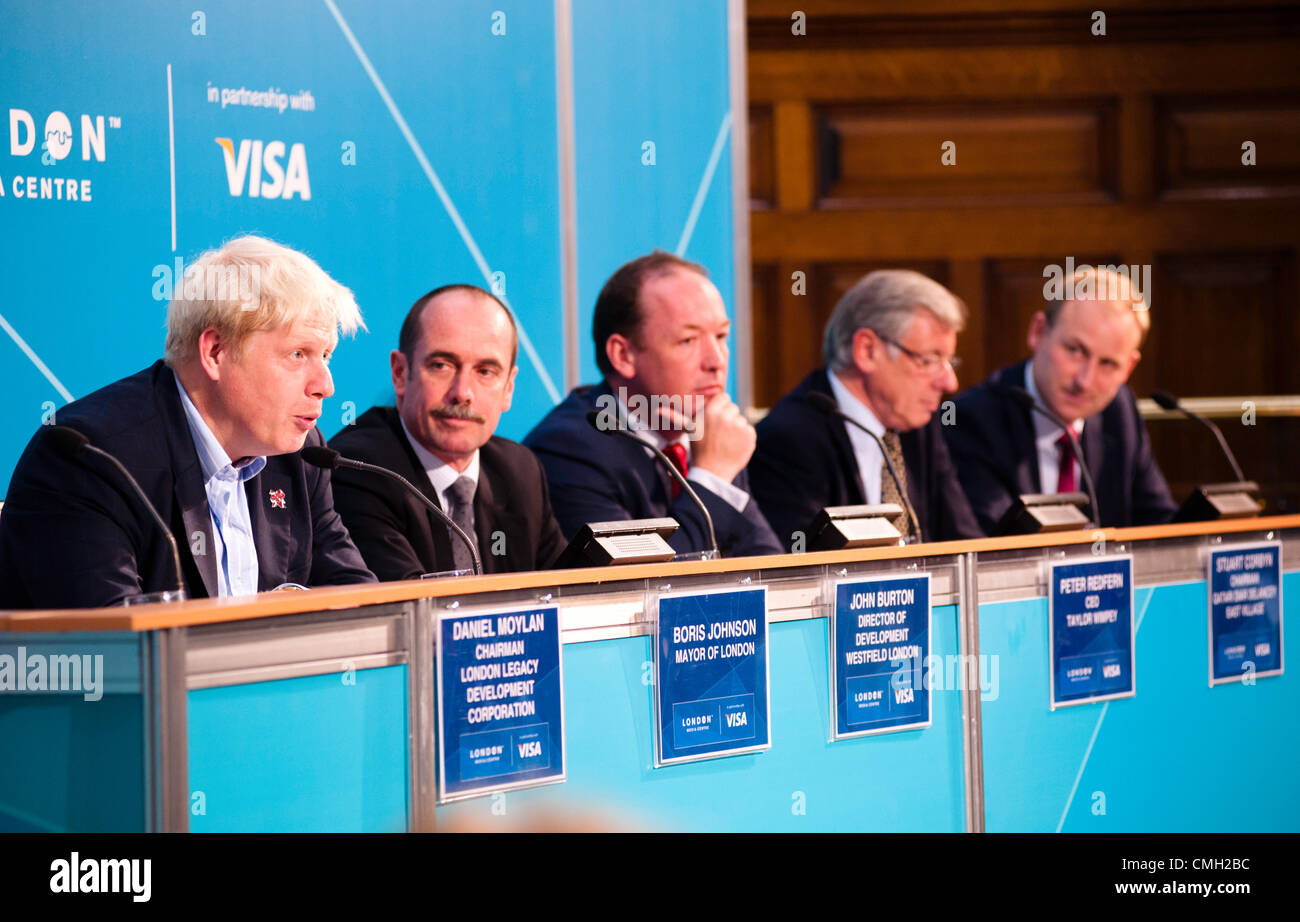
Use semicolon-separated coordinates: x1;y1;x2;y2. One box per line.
1027;311;1048;352
390;350;409;404
1123;349;1141;380
196;328;225;382
851;327;883;375
501;363;519;414
605;334;637;380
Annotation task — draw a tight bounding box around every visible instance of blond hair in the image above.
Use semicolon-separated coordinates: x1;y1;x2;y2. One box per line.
1046;265;1150;344
164;235;364;366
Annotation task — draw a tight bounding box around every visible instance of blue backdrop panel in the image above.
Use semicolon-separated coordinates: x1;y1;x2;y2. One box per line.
0;0;576;487
981;572;1300;832
437;609;967;832
188;664;408;832
0;693;145;833
571;0;737;391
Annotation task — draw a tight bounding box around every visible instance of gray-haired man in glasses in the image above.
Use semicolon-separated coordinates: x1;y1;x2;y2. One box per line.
750;269;982;547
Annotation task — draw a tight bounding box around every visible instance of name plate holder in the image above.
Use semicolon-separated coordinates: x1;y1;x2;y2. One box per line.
649;574;771;767
433;596;567;803
997;492;1090;536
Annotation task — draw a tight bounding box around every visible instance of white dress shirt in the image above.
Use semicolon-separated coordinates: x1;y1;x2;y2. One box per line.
1025;361;1084;494
827;370;888;503
620;396;750;512
399;417;480;511
174;373;266;597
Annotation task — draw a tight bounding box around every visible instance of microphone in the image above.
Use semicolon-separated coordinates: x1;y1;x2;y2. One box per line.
804;391;921;542
1002;386;1102;527
584;410;720;559
301;446;482;576
46;425;187;600
1151;390;1246;482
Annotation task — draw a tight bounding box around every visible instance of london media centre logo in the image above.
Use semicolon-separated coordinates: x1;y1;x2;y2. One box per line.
4;106;120;202
215;137;311;200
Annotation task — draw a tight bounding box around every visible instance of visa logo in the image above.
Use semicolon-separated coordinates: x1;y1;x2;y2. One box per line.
725;711;748;728
215;138;310;199
1102;663;1121;678
1255;643;1270;656
517;740;542;759
894;687;914;704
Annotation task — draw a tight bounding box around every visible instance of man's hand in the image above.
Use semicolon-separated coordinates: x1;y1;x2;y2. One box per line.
687;393;756;484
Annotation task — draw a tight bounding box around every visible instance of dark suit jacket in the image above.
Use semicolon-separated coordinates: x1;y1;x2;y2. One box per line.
328;406;567;579
523;383;783;558
942;359;1176;532
0;360;374;609
751;368;983;547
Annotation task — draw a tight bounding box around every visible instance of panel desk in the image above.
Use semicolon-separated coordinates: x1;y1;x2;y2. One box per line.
2;516;1296;832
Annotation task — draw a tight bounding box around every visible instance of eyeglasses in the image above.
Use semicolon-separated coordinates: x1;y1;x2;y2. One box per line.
878;335;962;375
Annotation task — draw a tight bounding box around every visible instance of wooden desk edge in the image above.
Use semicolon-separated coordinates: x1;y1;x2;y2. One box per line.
4;514;1298;633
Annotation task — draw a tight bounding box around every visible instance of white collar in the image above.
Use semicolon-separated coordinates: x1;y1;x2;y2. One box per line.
828;369;887;438
399;415;479;502
1025;360;1084;445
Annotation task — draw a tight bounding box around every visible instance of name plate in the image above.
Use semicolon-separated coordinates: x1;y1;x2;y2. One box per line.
830;574;932;740
436;604;565;802
1208;542;1284;685
1049;556;1135;708
654;586;770;766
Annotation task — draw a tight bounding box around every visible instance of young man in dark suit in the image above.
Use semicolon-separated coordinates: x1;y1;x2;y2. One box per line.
524;251;781;558
943;266;1175;532
751;270;982;547
0;236;375;608
329;285;566;578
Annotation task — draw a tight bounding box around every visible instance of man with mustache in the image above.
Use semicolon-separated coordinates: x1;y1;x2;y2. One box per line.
943;265;1175;532
524;251;781;558
328;285;566;577
750;269;981;547
0;235;375;608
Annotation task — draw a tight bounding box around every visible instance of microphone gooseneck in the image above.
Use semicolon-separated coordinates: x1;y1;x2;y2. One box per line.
46;425;187;599
303;446;482;575
1002;386;1102;527
1151;390;1247;483
803;392;922;542
585;410;720;559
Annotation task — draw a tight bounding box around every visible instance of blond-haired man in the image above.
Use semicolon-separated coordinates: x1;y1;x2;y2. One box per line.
0;235;375;608
943;265;1175;531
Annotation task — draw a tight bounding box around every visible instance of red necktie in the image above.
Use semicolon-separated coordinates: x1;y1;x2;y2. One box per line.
1055;432;1077;494
664;443;689;500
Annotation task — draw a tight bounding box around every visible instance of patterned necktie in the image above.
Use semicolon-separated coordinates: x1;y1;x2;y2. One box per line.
1056;432;1077;494
664;442;689;500
445;475;478;571
879;430;911;535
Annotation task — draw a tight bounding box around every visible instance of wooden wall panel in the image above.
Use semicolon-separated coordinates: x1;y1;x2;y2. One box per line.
749;105;775;209
817;101;1118;207
747;0;1300;510
1158;97;1300;198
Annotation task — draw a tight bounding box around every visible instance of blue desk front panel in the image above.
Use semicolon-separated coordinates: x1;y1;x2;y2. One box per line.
981;573;1300;832
188;665;409;832
0;693;145;832
437;609;967;832
0;632;145;832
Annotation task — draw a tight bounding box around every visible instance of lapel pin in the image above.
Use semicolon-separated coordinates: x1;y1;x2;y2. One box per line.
269;488;286;509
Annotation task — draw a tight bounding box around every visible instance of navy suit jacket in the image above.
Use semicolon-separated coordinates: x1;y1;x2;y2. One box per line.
523;383;783;558
751;369;983;547
328;406;567;579
942;359;1176;532
0;360;375;609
